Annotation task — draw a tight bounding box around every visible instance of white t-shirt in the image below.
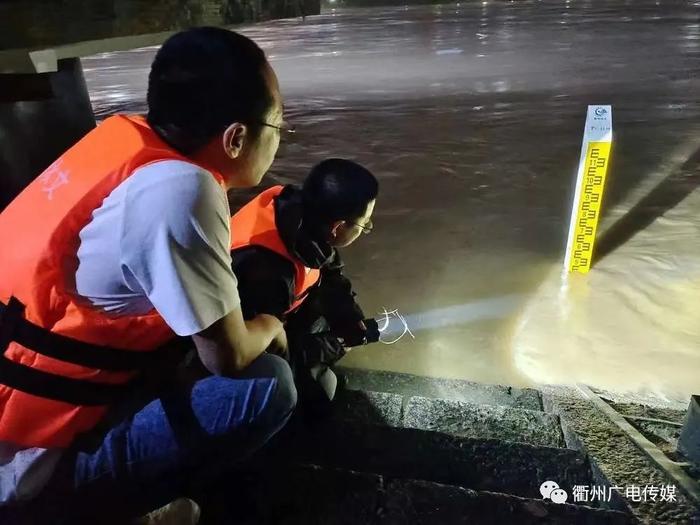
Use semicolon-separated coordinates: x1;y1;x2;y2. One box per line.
0;159;240;505
75;159;240;335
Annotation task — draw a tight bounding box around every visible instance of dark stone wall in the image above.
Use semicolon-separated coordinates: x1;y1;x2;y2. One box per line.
0;0;321;51
0;58;96;210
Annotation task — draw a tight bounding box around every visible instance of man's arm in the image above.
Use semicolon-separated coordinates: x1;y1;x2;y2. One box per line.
193;243;294;373
192;304;283;374
318;251;367;341
288;328;347;369
117;161;285;374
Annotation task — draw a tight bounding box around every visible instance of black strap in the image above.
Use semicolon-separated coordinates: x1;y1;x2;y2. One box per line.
0;356;127;406
0;298;171;371
0;297;21;358
0;297;179;406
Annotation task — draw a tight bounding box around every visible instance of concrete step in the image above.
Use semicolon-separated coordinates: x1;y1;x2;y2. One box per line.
201;464;635;524
382;478;635;525
338;366;543;410
332;389;564;447
263;419;592;500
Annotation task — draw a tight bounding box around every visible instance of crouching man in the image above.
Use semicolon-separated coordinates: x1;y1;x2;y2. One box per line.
230;159;379;414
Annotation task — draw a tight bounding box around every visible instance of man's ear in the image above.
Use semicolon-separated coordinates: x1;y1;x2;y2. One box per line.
222;123;248;159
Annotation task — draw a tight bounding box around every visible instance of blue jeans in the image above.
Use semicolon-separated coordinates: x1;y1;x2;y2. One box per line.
7;353;296;524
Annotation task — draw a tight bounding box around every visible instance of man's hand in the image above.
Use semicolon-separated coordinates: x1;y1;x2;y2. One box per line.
335;319;370;348
192;305;284;376
267;329;289;358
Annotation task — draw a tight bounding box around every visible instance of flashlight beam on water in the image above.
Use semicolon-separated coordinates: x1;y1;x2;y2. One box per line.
376;294;525;342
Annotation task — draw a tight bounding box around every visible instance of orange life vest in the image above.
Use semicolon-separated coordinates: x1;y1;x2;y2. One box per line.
0;115;225;448
230;186;321;314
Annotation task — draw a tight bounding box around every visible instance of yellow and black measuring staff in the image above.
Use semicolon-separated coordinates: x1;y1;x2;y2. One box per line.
565;106;613;274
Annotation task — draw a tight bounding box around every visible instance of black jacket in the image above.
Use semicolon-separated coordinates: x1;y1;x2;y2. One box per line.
231;185;366;367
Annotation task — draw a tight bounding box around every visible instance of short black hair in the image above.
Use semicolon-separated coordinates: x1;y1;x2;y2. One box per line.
147;27;272;154
302;159;379;227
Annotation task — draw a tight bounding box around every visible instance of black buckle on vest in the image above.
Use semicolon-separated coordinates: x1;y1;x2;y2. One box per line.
0;296;24;354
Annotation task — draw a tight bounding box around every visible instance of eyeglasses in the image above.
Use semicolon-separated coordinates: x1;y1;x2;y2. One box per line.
350;218;373;234
259;120;296;134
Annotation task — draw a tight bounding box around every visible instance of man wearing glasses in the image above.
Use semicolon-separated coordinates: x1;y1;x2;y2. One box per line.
0;28;296;524
230;158;379;417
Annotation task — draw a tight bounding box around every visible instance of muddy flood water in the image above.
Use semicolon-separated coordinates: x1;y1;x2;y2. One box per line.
83;0;700;401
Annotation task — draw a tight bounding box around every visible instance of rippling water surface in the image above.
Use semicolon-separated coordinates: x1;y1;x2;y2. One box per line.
83;1;700;400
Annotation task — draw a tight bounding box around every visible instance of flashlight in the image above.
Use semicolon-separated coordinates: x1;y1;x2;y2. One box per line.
336;318;380;347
